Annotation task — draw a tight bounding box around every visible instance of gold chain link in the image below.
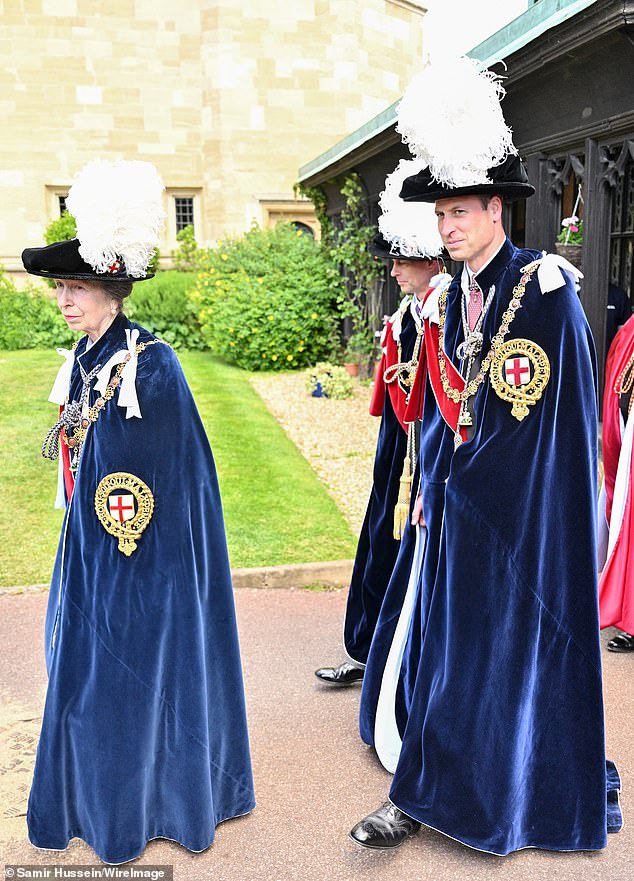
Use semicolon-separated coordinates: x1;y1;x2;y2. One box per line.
64;339;159;449
437;262;539;404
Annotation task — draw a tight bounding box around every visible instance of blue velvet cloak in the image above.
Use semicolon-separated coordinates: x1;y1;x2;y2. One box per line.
343;307;417;665
28;314;255;864
361;239;622;853
358;513;420;766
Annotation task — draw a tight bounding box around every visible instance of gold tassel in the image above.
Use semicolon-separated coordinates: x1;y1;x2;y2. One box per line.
393;454;412;540
393;421;417;540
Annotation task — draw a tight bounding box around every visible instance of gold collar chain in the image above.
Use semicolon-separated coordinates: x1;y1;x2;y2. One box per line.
615;351;634;416
63;339;159;466
438;262;539;404
383;323;424;394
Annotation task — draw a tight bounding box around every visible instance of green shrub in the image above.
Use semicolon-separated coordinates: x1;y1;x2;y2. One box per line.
172;224;205;272
194;224;344;370
0;270;75;350
302;174;383;365
45;213;77;245
148;247;160;275
125;270;202;349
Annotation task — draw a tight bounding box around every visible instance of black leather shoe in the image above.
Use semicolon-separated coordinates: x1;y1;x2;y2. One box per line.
314;662;364;685
349;800;421;849
607;631;634;652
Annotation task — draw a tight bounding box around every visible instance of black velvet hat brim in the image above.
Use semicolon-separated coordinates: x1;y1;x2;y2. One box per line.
400;155;535;203
21;238;153;281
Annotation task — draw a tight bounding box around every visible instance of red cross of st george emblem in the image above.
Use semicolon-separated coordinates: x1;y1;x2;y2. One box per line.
95;473;154;556
109;494;135;522
505;357;530;386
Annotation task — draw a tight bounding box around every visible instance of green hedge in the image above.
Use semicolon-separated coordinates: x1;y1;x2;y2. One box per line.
125;271;200;349
194;223;345;370
1;225;346;366
0;273;75;349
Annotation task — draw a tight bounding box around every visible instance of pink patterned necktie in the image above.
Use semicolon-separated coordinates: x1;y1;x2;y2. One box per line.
467;278;483;332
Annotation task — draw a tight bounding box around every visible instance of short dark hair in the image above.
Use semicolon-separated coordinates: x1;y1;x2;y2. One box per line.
479;194;504;210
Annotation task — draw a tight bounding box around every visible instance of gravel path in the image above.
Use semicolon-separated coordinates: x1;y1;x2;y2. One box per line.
250;371;379;536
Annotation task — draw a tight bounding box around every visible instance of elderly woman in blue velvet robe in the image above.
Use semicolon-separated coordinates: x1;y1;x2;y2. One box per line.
22;160;254;864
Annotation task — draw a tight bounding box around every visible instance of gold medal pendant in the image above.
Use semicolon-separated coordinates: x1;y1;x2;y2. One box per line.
490;339;550;422
95;472;155;556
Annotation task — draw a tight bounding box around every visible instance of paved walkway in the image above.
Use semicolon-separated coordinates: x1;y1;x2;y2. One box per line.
0;588;632;881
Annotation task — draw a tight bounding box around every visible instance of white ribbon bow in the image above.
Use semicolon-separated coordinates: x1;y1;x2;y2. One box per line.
48;348;75;404
522;251;584;294
421;272;453;325
118;329;141;419
94;328;142;419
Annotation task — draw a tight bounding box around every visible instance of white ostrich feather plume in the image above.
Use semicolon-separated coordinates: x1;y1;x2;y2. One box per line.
396;56;517;188
378;159;443;258
66;159;165;277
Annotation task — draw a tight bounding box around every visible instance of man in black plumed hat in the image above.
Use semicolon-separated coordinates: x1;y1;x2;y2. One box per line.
349;60;622;855
315;234;448;687
316;161;449;686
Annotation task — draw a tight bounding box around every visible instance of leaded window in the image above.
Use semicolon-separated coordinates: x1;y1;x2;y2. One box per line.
175;197;194;234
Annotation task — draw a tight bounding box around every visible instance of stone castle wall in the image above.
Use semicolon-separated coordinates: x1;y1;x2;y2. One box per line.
1;0;425;273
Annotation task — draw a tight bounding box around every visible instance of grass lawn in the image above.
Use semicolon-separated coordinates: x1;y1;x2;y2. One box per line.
0;350;356;587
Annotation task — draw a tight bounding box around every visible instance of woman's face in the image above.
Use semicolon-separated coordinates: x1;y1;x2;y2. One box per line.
55;279;118;341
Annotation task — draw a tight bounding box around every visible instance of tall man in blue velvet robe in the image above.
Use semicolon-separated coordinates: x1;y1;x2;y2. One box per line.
350;156;623;855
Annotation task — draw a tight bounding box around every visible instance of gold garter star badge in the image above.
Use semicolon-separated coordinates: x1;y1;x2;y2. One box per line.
490;339;550;421
94;472;155;556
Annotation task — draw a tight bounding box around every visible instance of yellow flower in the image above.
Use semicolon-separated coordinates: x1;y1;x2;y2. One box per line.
287;354;293;361
267;314;274;321
300;339;304;345
221;253;228;261
229;327;234;333
298;346;305;352
271;354;278;361
229;341;235;347
257;277;264;284
311;312;318;320
215;280;223;287
261;353;267;358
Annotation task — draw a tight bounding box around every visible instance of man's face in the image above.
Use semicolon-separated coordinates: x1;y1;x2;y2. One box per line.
434;195;503;269
390;258;439;297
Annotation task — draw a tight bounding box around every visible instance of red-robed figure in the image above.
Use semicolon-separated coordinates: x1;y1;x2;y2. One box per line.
599;312;634;650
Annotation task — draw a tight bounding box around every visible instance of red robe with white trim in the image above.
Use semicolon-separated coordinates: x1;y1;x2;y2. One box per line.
370;287;467;439
599;314;634;633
